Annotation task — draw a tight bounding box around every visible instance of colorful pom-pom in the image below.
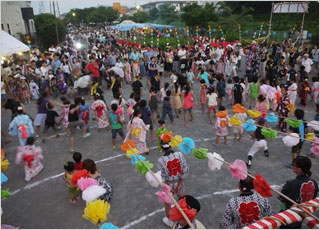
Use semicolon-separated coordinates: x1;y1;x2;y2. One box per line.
83;199;110;226
178;137;195;154
307;120;319;131
126;148;139;159
155;183;173;204
253;174;273;198
1;189;10;199
311;137;319;157
233;103;246;114
261;128;277;139
100;223;119;229
228;159;247;180
282;133;300;147
121;139;135;152
230;117;242;126
1;173;8;185
192;148;208;159
216;110;228;118
286;119;301;128
135;160;154;175
146;171;162;188
207;152;224;171
169;135;183;148
248;110;262;119
266;112;278;123
286;103;295;114
1;159;9;172
71;169;89;185
161;131;173;142
82;185;107;204
244;119;257;132
130;154;145;166
305;133;315;142
77;177;98;191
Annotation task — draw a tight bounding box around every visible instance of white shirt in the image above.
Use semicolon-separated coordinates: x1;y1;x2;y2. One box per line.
302;58;313;73
216;48;224;60
206;93;218;107
108;66;124;78
178;49;187;59
1;82;6;94
115;62;124;69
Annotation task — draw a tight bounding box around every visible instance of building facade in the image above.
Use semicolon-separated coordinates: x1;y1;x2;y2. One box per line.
140;1;197;13
1;1;36;39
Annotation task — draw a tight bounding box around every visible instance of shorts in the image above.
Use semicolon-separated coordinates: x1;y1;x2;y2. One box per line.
111;128;124;139
208;106;217;113
1;93;6;100
291;141;304;154
69;120;84;137
183;108;192;113
34;113;47;126
43;124;57;133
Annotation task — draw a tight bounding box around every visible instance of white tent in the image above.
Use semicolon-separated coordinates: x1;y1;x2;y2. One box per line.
0;30;30;56
120;20;135;25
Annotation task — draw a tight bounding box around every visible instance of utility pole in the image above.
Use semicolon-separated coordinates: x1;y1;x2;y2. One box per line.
49;1;53;14
52;1;60;44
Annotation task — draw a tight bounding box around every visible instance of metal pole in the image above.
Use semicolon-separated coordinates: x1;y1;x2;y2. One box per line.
267;2;273;48
52;1;60;44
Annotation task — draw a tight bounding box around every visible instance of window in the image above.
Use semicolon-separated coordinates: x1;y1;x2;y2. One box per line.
1;24;4;30
7;23;11;35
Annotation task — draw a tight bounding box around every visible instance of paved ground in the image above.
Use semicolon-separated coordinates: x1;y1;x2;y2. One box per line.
1;63;319;229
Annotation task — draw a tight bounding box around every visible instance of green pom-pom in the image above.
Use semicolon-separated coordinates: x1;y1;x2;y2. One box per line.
135;160;154;176
286;119;301;128
261;128;278;139
1;189;10;199
192;148;208;159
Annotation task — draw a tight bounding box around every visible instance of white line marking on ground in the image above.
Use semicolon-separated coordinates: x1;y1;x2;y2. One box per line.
121;185;282;229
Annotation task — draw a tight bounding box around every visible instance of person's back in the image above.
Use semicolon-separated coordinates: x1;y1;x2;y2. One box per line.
250;82;259;99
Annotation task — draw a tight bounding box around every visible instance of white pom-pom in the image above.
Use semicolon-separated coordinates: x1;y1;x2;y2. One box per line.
308;121;319;131
82;185;106;204
208;152;224;171
282;133;300;147
146;171;162;188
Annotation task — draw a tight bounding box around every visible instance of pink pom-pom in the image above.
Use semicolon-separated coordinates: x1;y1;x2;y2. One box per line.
311;137;319;157
228;159;247;180
77;177;98;191
155;183;173;205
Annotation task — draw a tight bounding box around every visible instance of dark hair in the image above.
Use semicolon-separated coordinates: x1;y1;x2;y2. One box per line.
239;176;254;191
166;90;171;97
64;161;75;172
227;79;232;84
130;92;136;98
233;76;240;83
294;109;304;120
200;79;205;84
48;102;54;109
73;152;82;163
184;84;191;96
179;195;201;213
164;82;170;89
158;119;165;125
134;95;141;102
111;103;118;111
140;99;147;108
312;76;319;82
133;108;141;117
74;97;82;105
300;65;306;71
292;156;312;177
258;95;265;102
219;106;225;111
253;76;258;83
26;136;35;145
82;159;97;174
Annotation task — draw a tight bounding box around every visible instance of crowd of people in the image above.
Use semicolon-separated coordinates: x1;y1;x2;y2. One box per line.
1;24;319;229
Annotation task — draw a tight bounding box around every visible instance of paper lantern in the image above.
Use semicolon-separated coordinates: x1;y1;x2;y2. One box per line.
282;133;300;147
192;148;208;159
247;110;262;119
169;135;183;148
230;117;242;126
83;199;110;226
178;137;195;154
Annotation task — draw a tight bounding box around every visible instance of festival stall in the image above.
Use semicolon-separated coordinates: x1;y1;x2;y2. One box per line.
0;30;30;56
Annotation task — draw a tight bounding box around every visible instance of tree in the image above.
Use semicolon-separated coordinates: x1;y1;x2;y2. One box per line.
87;6;118;24
181;3;218;27
158;4;178;25
132;11;150;23
35;13;66;49
149;7;159;21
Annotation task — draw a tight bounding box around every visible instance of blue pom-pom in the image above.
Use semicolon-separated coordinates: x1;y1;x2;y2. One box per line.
244;119;257;132
1;173;8;185
178;137;195;154
266;112;278;123
130;155;146;166
100;223;119;229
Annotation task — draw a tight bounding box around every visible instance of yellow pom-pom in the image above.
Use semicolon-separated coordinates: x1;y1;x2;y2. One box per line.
306;133;315;142
230;117;242;126
1;159;10;171
126;148;139;159
83;199;110;226
247;110;262;119
169;135;183;148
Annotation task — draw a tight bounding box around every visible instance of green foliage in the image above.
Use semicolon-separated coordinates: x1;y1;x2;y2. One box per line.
158;4;179;25
181;3;218;28
87;6;119;24
35;13;66;49
149;7;159;21
132;11;150;23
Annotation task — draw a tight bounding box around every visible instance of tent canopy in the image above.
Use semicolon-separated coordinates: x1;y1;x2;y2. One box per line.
110;23;174;31
1;30;30;56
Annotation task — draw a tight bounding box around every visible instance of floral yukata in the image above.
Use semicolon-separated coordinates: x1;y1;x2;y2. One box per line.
9;114;34;146
16;145;44;181
126;117;149;154
220;192;272;229
91;99;109;129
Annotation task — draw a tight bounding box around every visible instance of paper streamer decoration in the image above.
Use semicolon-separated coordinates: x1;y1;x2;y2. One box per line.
305;133;315;142
282;133;300;147
71;169;89;185
228;159;248;180
207;152;224;171
192;148;208;159
178;137;195;154
82;185;107;204
307;120;319;131
261;128;277;139
244;119;257;132
100;223;119;229
121;139;135;152
253;174;273;198
155;183;173;205
1;189;10;199
1;173;8;185
146;171;162;188
77;177;98;191
161;131;173;142
216;110;228;118
135;160;154;175
83;199;110;226
266;112;278;123
286;119;301;128
1;159;9;171
248;110;262;118
311;137;319;157
233;103;246;113
130;154;145;166
169;197;197;222
169;135;183;148
230;117;242;126
126;148;139;159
